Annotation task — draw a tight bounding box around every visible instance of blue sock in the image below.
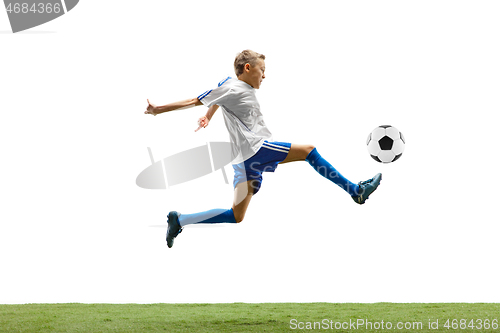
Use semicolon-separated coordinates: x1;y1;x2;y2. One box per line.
178;208;237;227
305;148;360;196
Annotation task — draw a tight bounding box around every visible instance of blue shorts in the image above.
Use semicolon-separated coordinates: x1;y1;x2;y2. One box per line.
232;141;292;194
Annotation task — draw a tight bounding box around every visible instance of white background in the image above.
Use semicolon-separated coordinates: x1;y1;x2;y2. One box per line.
1;1;499;304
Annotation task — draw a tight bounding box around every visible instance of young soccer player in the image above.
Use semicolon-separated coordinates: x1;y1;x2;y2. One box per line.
145;50;382;248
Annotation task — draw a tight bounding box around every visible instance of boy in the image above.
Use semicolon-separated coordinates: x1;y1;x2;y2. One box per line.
145;50;381;248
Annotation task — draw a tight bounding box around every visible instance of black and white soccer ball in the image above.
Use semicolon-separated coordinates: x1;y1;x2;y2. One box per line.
366;125;405;163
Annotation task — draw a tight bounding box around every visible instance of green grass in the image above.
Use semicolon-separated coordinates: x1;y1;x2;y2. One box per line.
1;303;499;332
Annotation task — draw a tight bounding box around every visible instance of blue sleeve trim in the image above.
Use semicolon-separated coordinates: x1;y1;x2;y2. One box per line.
197;89;212;101
218;76;232;87
198;77;231;101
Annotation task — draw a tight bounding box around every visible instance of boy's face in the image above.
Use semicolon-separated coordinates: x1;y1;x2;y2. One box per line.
244;59;266;89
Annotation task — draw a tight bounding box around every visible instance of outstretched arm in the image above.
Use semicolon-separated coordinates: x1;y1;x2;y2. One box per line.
195;104;219;132
145;97;203;116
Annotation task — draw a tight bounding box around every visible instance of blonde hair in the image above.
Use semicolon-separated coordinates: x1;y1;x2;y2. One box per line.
234;50;265;77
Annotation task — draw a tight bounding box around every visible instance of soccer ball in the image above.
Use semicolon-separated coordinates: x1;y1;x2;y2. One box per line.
366;125;405;163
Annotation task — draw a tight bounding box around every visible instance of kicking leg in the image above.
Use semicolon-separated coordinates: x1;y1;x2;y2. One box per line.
281;143;382;203
281;143;360;196
303;146;360;196
280;144;315;164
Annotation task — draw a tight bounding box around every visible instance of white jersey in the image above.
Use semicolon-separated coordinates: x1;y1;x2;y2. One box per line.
198;77;273;164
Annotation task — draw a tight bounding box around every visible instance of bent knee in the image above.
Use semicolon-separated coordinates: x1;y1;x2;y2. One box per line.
303;144;315;156
234;214;245;223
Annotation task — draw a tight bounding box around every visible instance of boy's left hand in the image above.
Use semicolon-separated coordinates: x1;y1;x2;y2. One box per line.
145;99;158;116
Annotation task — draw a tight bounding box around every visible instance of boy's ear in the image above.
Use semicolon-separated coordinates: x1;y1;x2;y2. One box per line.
244;63;251;72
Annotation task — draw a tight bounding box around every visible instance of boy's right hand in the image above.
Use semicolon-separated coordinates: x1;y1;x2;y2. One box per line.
195;116;209;132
